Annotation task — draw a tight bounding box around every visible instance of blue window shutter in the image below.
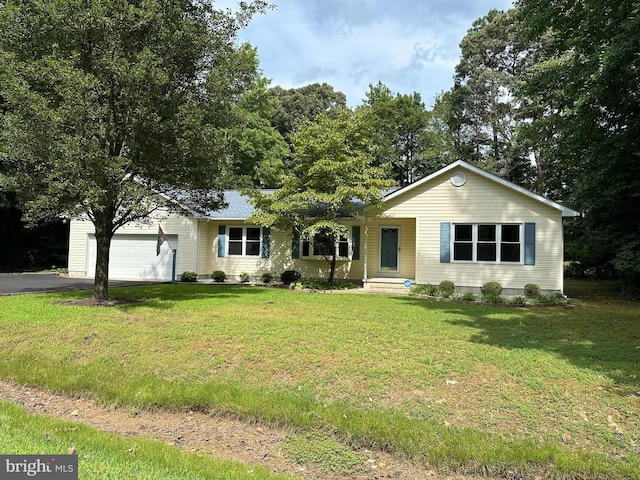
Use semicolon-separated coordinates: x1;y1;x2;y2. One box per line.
261;227;271;258
524;222;536;265
218;225;226;257
352;226;360;260
440;222;451;263
291;229;300;259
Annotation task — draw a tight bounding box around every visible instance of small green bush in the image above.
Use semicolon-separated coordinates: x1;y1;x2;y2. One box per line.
240;272;251;283
410;284;439;296
261;272;273;284
538;292;566;304
281;270;301;285
483;293;506;303
438;280;455;296
179;271;198;282
294;279;358;290
211;270;226;282
524;283;541;298
508;296;528;306
461;292;477;302
481;281;503;296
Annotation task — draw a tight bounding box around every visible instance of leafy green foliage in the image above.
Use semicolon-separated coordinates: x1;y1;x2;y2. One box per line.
438;280;455;296
284;433;364;474
0;0;267;299
517;0;640;285
267;83;346;149
180;272;198;283
239;272;251;283
359;82;438;186
451;9;539;189
248;108;394;283
409;284;439;296
292;280;358;291
481;281;503;296
260;272;273;284
211;271;226;282
524;283;541;299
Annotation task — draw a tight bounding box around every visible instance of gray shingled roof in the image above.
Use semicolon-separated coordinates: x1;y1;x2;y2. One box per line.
192;189;384;220
202;190;274;219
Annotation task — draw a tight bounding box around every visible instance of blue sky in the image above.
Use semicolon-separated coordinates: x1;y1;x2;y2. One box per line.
218;0;514;107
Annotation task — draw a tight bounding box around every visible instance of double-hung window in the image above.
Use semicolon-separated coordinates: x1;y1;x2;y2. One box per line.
301;233;349;258
228;226;261;256
453;224;521;263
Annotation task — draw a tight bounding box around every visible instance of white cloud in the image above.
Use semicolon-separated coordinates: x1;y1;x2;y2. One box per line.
218;0;514;106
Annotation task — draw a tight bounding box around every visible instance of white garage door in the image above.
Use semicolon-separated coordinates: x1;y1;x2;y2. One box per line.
86;234;179;280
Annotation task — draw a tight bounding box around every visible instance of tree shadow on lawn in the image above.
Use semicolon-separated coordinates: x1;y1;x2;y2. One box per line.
393;295;640;394
55;284;268;310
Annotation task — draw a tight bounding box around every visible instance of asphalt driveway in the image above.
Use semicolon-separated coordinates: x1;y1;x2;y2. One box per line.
0;273;159;295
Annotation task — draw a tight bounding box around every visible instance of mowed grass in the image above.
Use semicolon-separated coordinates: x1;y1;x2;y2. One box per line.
0;401;295;480
0;279;638;478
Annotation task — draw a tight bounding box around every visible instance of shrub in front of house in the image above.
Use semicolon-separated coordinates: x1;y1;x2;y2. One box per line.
524;283;541;299
240;272;251;283
438;280;455;297
180;271;198;282
538;292;566;304
481;281;503;296
410;284;439;296
281;270;301;285
261;272;273;284
211;270;226;282
482;293;506;304
461;292;477;302
508;295;528;306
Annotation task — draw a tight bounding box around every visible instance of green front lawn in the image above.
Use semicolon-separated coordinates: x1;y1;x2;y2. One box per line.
0;401;294;480
0;280;638;478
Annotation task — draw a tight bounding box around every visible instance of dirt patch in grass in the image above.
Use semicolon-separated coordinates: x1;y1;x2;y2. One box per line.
57;297;144;307
0;380;486;480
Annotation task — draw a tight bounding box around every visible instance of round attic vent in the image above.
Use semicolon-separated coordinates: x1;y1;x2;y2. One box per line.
450;171;467;187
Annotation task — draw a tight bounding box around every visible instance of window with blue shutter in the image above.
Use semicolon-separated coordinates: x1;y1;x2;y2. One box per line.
524;222;536;265
291;229;300;259
352;226;360;260
440;222;451;263
218;225;226;257
261;227;271;258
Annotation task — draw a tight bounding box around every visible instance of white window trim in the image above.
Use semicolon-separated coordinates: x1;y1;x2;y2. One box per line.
227;226;262;257
452;223;523;264
300;234;351;260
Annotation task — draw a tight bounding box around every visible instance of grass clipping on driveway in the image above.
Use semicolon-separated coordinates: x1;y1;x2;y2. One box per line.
0;281;638;478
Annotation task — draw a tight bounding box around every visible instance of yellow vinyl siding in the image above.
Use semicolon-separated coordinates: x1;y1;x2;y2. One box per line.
198;221;365;282
364;218;416;279
366;170;565;292
67;207;198;278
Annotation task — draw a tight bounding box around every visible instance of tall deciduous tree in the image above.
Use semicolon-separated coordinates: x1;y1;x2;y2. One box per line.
226;77;289;188
451;9;538;188
247;109;393;283
518;0;640;282
267;82;347;170
0;0;268;300
360;82;434;186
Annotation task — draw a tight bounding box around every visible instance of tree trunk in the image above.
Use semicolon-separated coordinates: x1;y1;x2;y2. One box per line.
328;254;337;285
93;218;114;301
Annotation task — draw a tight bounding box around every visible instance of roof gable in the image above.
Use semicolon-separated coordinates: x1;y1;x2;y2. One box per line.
382;160;580;217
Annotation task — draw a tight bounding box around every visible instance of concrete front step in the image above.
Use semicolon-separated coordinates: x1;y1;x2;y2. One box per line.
363;278;414;295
